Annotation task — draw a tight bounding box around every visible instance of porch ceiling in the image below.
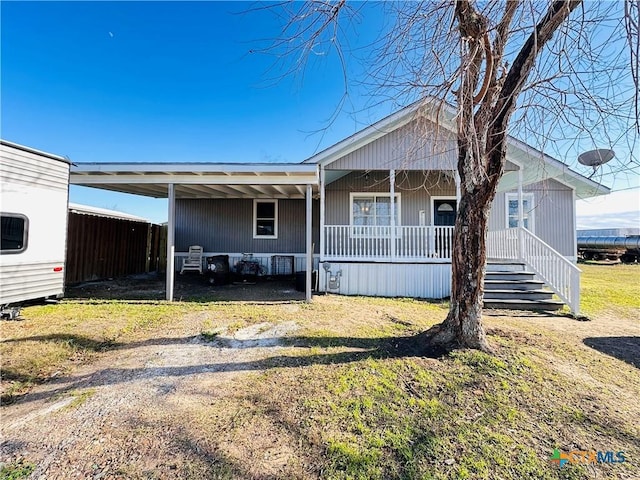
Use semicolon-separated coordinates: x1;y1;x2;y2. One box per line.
70;163;319;199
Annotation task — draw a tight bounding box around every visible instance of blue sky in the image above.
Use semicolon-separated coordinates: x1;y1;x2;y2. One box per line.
2;1;638;227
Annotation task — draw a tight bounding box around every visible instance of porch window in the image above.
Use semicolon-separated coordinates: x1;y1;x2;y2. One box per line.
253;199;278;239
506;193;535;231
350;193;400;235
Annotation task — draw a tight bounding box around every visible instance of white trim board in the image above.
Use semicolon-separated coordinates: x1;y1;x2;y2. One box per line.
253;199;278;239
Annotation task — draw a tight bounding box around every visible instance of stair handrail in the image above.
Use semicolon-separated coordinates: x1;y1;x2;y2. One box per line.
517;227;581;315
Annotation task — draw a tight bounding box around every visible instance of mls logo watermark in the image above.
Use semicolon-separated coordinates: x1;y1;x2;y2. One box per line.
550;449;626;467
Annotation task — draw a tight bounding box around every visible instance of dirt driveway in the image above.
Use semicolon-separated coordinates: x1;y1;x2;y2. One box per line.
1;317;308;479
1;271;639;479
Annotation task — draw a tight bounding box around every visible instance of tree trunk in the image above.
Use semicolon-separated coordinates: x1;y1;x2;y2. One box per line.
423;187;494;352
420;1;582;354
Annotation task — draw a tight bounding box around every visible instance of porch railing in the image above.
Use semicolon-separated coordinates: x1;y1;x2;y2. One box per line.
323;225;454;261
488;227;581;314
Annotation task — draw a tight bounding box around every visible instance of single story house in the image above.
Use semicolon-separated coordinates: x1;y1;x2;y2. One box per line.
70;102;609;313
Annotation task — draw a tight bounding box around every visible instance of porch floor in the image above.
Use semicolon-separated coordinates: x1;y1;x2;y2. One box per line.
66;272;307;303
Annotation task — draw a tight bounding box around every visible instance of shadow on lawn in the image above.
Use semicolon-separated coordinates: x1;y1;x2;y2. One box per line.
3;332;441;406
65;274;307;303
0;333;119;351
583;336;640;368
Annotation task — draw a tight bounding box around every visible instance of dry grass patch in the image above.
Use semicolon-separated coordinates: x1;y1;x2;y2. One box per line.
240;325;639;479
1;265;639;479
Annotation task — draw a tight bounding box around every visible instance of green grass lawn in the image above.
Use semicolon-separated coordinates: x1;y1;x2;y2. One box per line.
1;265;639;479
579;263;640;318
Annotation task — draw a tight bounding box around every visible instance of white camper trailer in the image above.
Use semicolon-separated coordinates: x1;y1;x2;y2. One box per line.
0;140;70;318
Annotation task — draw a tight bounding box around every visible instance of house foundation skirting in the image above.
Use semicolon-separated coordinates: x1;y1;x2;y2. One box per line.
318;262;452;299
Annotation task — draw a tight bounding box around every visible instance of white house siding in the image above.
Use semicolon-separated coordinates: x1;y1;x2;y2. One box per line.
175;198;319;254
325;171;456;225
0;142;70;305
319;262;451;298
488;179;575;257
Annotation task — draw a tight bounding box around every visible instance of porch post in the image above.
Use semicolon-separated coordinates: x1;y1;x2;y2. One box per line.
319;165;325;262
571;187;578;263
389;169;396;261
517;168;524;261
305;183;313;302
455;170;461;204
166;183;176;302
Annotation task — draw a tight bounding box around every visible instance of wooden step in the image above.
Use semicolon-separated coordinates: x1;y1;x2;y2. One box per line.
483;298;564;311
486;261;526;272
484;279;545;291
485;271;536;281
483;289;554;301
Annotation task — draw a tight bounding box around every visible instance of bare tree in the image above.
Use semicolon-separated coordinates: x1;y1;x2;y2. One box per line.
256;0;639;352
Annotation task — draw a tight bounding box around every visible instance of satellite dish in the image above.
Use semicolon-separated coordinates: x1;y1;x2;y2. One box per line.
578;149;615;167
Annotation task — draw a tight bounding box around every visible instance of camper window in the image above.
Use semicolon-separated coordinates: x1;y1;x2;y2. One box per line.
1;214;28;253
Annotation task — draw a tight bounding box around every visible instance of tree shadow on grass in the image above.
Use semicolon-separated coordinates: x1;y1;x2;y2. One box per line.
0;333;120;351
3;332;444;406
583;336;640;368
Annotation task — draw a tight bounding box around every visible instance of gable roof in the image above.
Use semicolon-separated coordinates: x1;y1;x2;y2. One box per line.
303;100;610;199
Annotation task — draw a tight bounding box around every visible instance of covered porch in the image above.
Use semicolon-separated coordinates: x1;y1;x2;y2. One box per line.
319;167;464;263
315;164;582;314
70;163;319;302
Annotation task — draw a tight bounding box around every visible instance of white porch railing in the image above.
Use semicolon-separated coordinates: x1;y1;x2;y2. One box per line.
323;225;454;261
488;227;581;314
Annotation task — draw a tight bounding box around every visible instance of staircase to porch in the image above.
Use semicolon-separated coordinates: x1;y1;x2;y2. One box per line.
487;228;581;314
483;262;564;311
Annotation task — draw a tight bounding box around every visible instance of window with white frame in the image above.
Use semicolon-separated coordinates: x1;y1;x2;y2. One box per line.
506;193;535;231
350;193;400;235
253;199;278;239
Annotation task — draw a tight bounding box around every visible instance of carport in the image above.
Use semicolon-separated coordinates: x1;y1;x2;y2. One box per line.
70;163;319;301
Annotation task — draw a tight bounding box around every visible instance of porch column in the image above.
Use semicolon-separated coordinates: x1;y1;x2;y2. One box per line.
517;168;524;260
455;170;461;204
305;183;313;302
572;188;578;262
389;169;396;261
166;183;176;301
319;165;325;262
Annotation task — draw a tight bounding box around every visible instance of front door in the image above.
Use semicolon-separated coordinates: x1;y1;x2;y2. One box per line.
433;199;457;226
433;199;456;258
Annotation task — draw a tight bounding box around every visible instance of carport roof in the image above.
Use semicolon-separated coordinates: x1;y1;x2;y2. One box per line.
70;162;319;199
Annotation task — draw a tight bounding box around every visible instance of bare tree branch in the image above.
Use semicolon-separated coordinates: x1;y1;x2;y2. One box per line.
253;0;639;352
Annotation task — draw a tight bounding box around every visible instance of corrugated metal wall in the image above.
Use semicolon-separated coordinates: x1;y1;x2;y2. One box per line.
488;179;574;256
327;120;458;171
65;213;160;284
175;198;319;253
318;262;451;298
149;224;167;273
325;171;456;225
